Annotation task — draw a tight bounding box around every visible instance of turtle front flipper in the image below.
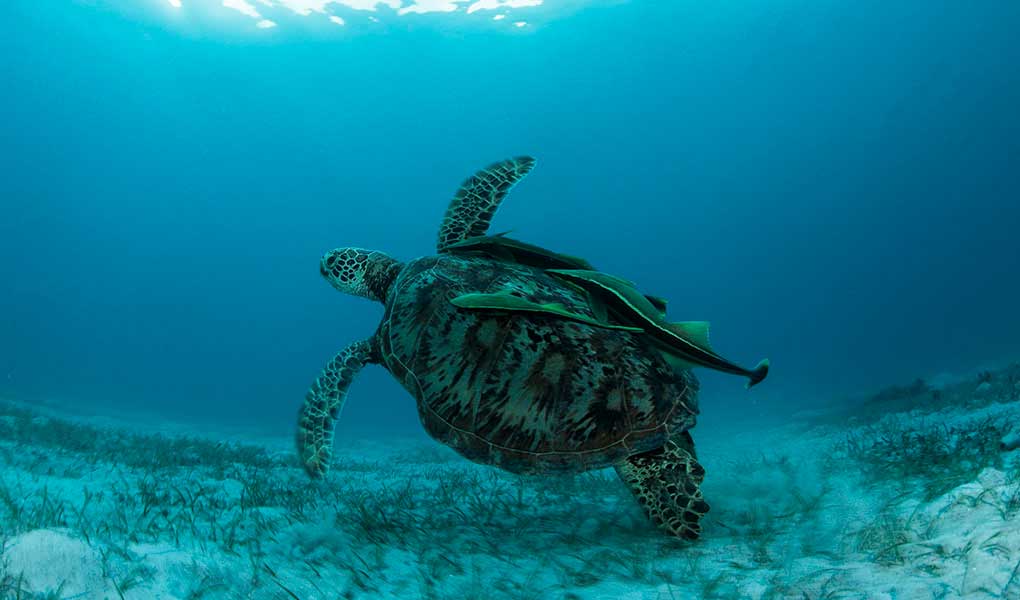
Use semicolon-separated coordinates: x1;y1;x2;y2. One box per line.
297;338;378;479
614;432;710;540
437;156;536;252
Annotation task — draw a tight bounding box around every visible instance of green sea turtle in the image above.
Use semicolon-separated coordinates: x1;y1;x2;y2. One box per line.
297;157;768;539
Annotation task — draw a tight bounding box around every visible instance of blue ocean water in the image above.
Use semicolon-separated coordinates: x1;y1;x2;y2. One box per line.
2;0;1017;433
1;1;1020;598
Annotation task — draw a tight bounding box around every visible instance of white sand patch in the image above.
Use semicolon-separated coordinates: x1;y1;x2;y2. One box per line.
2;529;113;597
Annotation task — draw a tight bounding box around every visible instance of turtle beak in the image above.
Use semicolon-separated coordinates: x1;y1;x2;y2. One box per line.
320;251;337;280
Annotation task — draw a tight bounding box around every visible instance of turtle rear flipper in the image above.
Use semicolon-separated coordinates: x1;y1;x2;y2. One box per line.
297;338;377;479
614;432;710;540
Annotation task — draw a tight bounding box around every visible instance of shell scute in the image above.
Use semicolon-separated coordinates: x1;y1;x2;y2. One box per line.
378;254;698;473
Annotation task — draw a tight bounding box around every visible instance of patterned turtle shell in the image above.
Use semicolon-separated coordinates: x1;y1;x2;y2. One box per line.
376;251;699;474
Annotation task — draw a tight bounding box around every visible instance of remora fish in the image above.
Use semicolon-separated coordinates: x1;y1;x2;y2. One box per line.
547;269;770;388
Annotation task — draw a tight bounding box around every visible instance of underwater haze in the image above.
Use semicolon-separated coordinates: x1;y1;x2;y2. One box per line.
3;0;1019;431
2;1;1020;598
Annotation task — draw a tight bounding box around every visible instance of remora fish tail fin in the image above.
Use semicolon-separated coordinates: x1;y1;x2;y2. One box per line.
745;359;770;389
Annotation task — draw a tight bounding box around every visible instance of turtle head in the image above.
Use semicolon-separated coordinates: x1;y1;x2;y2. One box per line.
320;247;402;303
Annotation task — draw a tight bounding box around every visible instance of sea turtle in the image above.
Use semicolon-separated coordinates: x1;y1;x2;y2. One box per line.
297;157;768;539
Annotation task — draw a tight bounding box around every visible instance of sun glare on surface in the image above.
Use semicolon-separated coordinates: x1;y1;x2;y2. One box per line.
156;0;545;29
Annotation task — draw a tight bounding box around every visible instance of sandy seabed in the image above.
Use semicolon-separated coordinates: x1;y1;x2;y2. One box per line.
3;363;1020;599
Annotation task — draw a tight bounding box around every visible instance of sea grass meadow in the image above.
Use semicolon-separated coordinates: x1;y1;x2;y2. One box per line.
2;1;1020;598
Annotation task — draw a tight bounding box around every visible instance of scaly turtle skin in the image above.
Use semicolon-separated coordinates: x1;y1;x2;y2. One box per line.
297;157;764;540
